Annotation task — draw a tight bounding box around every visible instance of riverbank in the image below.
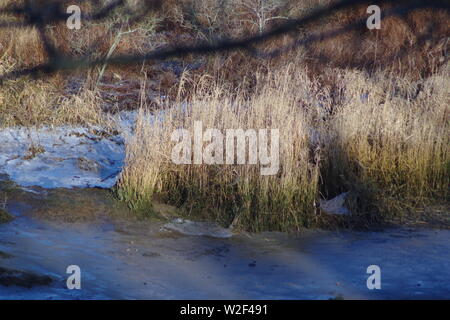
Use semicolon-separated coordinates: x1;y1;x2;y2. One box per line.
0;65;449;231
0;1;449;232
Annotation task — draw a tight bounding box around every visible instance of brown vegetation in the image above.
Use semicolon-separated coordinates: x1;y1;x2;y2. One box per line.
0;0;448;231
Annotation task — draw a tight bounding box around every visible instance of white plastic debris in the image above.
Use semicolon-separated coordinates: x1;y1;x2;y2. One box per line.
320;192;351;215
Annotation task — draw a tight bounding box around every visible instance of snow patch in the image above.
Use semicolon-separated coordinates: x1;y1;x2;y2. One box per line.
0;107;181;189
0;126;125;189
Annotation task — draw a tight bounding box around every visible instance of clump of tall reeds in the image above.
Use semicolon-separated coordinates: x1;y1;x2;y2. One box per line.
117;65;321;231
117;63;449;231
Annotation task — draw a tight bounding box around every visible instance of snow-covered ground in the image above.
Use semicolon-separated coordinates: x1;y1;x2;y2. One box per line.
0;125;125;189
0;103;188;189
0;111;144;189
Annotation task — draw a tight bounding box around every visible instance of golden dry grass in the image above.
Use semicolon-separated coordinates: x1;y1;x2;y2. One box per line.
0;73;107;127
116;63;449;231
117;67;321;231
322;67;449;224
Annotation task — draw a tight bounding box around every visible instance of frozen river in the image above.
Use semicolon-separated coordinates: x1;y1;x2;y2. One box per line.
0;185;449;300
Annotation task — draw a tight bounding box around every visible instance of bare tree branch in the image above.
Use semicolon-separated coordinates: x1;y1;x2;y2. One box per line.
0;0;448;84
